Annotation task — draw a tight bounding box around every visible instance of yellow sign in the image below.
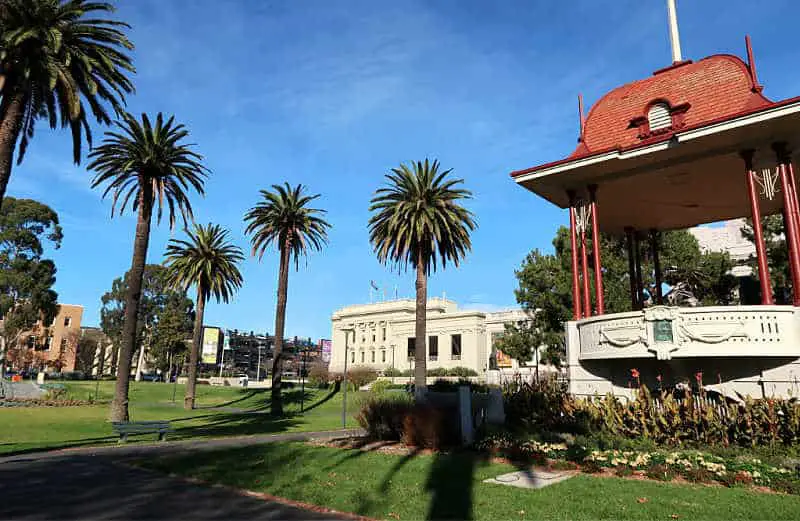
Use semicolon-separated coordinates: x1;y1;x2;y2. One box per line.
202;327;220;364
496;349;513;368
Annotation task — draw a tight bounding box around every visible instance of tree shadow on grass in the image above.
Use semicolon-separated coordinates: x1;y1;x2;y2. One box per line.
424;450;490;521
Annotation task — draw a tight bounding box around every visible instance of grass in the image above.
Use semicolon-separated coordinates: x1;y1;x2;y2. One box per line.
0;381;362;455
140;442;800;521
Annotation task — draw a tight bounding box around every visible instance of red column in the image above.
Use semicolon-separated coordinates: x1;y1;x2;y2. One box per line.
580;227;592;317
775;143;800;306
589;185;605;315
742;150;773;304
568;191;582;320
625;227;638;310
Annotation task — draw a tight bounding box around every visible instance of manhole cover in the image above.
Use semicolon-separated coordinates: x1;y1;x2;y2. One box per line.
495;474;521;483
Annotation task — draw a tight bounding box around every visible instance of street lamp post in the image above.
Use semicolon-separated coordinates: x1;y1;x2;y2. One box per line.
256;345;262;382
341;328;352;429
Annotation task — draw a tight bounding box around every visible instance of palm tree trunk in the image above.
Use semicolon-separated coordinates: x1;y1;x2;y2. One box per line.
110;189;153;422
185;283;205;410
270;241;291;416
0;88;26;211
414;250;427;398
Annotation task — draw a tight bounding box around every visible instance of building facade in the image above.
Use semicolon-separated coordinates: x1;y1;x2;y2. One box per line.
329;298;530;375
5;303;84;372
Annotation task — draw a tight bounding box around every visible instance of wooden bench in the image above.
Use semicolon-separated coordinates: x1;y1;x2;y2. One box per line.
112;421;172;443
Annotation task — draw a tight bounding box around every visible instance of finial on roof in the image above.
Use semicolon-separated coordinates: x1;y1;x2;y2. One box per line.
745;35;763;93
578;93;585;142
666;0;683;63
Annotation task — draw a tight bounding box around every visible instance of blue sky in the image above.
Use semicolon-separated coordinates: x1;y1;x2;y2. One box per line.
7;0;800;340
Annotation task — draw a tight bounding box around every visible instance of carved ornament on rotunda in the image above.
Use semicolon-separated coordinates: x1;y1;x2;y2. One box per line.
597;306;749;361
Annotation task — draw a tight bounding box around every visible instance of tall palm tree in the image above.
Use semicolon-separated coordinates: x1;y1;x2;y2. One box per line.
89;112;207;422
0;0;135;209
163;224;244;410
244;183;330;416
369;159;476;395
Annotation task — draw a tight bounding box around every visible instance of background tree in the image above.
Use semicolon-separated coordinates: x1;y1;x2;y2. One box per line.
148;293;193;378
99;264;194;378
0;197;62;373
163;224;243;410
369;159;476;395
245;184;330;416
741;215;790;304
0;0;135;209
90;112;207;421
514;226;736;366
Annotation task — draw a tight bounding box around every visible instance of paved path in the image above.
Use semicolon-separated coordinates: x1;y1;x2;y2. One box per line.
0;429;363;520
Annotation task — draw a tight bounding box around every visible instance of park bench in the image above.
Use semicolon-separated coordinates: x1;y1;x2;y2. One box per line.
112;420;172;443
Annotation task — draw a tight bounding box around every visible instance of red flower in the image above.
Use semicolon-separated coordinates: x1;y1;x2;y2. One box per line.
694;371;703;384
630;368;640;379
656;374;662;382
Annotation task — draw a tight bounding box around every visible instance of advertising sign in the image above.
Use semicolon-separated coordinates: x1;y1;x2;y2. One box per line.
321;339;332;364
202;327;221;364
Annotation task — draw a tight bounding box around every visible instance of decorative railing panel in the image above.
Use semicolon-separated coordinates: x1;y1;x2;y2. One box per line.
577;305;800;361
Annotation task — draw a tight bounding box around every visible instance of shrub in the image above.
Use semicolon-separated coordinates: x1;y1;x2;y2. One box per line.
683;467;713;483
449;366;478;377
427;368;449;377
566;437;592;463
427;378;489;393
346;366;378;388
370;379;392;395
772;477;800;495
614;465;634;478
503;376;579;433
581;460;603;473
401;403;459;449
308;363;330;387
383;368;404;377
356;394;413;440
645;464;675;481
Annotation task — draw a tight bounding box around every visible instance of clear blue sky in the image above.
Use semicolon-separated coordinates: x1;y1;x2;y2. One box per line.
7;0;800;340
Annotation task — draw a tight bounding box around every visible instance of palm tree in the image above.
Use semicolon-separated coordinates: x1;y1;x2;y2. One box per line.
163;224;244;410
89;112;207;422
244;183;330;416
369;159;476;395
0;0;135;209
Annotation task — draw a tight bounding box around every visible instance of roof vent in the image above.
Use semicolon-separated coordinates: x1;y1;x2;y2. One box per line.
648;103;672;131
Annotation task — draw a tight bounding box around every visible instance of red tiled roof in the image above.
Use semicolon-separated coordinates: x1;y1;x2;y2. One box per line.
579;55;770;155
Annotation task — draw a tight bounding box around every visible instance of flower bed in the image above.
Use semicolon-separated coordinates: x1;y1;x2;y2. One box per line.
475;433;800;495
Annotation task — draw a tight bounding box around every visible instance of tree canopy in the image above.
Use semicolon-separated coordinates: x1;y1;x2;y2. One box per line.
100;264;194;369
0;197;62;360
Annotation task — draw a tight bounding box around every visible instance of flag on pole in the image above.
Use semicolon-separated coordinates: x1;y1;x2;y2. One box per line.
370;280;379;291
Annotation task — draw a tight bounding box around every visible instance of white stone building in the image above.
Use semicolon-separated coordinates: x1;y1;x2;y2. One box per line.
329;298;531;375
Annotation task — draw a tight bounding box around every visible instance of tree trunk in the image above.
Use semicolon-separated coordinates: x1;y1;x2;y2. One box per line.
414;250;428;398
184;284;205;410
270;241;291;416
110;344;118;377
109;188;152;422
0;88;26;211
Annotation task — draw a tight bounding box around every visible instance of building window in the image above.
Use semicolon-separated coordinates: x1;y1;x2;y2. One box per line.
46;336;53;351
648;103;671;131
382;327;386;341
381;350;386;363
371;350;375;363
451;334;462;360
372;334;376;343
60;338;68;351
351;351;355;364
361;351;365;363
407;337;415;360
429;335;438;361
26;335;36;349
361;335;365;344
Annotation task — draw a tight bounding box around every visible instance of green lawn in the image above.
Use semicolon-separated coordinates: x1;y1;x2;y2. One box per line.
140;441;800;521
0;381;362;455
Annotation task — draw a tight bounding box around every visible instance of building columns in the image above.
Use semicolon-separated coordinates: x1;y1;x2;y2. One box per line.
742;150;773;305
580;222;592;317
568;191;582;320
589;185;605;314
774;143;800;306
